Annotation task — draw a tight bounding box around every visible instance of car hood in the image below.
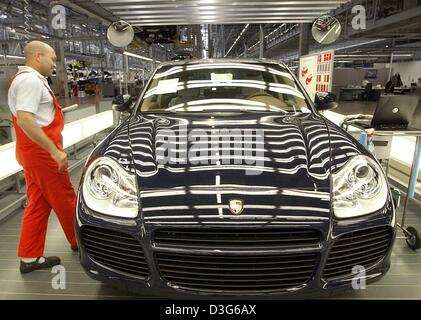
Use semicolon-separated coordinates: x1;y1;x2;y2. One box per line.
124;112;331;188
100;112;363;223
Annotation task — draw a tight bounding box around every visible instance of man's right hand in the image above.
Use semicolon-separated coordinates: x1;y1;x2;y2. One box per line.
50;149;68;172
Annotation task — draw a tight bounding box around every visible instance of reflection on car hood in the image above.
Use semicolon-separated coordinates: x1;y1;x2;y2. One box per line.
100;112;363;223
103;112;361;188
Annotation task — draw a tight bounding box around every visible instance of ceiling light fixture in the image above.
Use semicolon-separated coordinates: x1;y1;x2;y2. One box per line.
224;24;249;57
123;51;161;63
5;55;25;60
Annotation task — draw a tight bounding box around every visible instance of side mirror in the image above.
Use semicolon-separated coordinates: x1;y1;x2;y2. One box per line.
112;94;134;113
314;92;338;111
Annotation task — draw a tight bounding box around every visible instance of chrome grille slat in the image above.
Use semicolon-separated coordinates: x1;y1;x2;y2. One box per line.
331;233;390;249
156;251;317;292
83;233;144;249
158;262;315;272
83;240;147;261
81;226;148;278
160;268;313;278
83;227;137;241
88;253;149;274
163;274;311;282
163;279;307;290
83;237;144;254
323;226;392;280
323;250;385;269
154;228;321;251
327;242;389;260
323;256;383;275
334;228;388;241
86;250;148;268
157;253;316;264
323;258;383;278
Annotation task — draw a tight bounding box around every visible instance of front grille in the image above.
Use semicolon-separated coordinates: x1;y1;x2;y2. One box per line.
323;226;392;280
156;252;318;292
81;225;148;278
154;228;321;250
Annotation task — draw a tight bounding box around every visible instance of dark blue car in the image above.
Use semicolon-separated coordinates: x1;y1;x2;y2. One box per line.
76;59;396;298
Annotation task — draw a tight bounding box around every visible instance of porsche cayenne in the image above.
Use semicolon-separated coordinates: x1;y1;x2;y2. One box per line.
75;59;396;298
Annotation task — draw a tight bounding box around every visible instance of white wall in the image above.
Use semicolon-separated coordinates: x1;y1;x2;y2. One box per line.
331;67;390;97
393;61;421;85
375;61;421;85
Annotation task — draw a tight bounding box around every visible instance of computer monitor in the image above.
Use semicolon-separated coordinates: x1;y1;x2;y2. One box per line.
371;95;419;128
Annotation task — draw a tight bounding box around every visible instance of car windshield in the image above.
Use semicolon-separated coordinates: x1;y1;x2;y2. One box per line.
139;62;311;113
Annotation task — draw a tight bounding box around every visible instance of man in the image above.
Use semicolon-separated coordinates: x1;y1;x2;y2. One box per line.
8;41;77;274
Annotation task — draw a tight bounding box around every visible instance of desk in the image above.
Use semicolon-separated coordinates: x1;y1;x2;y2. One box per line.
340;87;385;101
393;87;411;95
343;121;421;250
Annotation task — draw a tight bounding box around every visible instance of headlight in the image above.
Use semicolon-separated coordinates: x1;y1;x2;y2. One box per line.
332;155;388;218
82;157;138;218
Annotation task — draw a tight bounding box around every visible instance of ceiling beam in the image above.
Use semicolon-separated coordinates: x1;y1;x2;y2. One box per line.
111;7;335;13
128;21;314;26
117;12;328;17
95;0;347;4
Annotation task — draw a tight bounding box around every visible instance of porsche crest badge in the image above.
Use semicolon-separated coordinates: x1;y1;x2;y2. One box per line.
229;199;244;215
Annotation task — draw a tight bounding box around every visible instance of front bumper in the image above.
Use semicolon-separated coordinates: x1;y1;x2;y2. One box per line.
75;196;396;299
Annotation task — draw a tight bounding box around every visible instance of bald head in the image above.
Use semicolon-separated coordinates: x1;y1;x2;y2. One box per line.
24;41;52;60
23;41;57;77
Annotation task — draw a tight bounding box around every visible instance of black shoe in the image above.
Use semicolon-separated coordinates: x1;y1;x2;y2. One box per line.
20;256;61;274
71;245;78;252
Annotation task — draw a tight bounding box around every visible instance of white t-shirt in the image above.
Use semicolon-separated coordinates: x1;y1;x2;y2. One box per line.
8;66;55;127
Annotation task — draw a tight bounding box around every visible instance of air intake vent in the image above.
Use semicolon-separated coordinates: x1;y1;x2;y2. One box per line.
154;228;321;251
323;226;392;280
81;226;148;278
156;251;318;292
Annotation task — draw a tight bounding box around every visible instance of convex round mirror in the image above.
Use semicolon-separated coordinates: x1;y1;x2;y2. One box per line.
107;20;134;47
312;15;341;45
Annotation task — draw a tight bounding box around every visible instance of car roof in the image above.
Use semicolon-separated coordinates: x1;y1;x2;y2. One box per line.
157;58;287;68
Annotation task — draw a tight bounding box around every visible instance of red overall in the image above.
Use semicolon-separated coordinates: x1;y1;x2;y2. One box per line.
9;71;77;258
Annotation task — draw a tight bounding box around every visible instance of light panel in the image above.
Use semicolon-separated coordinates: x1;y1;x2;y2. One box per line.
0;111;114;181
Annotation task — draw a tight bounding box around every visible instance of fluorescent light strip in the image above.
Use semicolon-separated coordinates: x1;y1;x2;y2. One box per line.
123;51;160;63
336;38;387;51
265;24;285;39
250;23;293;51
224;24;249;57
5;55;25;60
